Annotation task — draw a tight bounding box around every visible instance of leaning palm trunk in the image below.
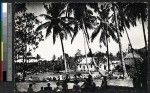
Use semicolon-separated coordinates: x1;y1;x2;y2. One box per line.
82;29;90;74
141;18;148;88
141;18;148;51
82;21;104;76
124;27;138;78
59;34;67;74
113;5;128;78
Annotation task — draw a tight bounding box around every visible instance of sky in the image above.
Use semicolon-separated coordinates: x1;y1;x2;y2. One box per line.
21;3;148;60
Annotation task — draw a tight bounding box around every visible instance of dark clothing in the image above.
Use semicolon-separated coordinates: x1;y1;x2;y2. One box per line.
62;82;68;92
73;84;81;93
44;87;52;92
38;90;45;93
82;80;96;92
101;77;107;89
27;88;34;93
54;86;63;93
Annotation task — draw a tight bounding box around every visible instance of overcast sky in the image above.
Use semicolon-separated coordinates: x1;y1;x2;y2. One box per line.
20;3;148;60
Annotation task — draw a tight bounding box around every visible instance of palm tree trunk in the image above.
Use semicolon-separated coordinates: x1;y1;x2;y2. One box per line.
106;37;110;72
83;29;90;74
83;21;104;76
22;44;27;81
106;20;110;72
22;53;25;81
124;27;138;78
141;18;148;51
59;34;67;74
141;18;148;89
113;5;128;78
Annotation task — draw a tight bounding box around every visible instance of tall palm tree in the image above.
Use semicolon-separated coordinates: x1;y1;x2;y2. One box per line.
111;3;147;79
91;3;119;72
111;3;128;78
67;3;98;74
113;3;138;74
36;3;74;74
124;3;148;88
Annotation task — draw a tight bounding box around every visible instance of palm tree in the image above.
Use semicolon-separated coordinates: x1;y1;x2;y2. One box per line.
91;3;119;72
111;3;128;78
36;3;74;74
67;3;98;74
111;3;147;80
124;3;148;88
113;3;138;74
125;3;148;51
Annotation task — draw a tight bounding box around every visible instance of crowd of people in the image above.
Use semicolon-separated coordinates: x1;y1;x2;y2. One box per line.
20;75;107;93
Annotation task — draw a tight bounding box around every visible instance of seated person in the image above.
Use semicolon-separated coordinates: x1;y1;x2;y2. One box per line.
27;84;34;93
101;76;107;89
44;83;52;92
62;81;68;92
81;75;96;91
73;81;81;93
54;82;63;93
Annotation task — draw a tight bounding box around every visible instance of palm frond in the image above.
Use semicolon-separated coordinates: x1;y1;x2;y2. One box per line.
88;3;99;12
36;22;51;31
85;22;94;30
107;26;118;43
53;26;61;44
100;30;107;46
124;18;130;29
45;23;53;37
43;3;51;14
40;14;52;20
91;25;101;42
71;25;79;44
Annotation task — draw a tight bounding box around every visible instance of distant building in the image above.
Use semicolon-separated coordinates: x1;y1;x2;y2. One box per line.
98;56;119;71
77;57;96;72
15;56;38;63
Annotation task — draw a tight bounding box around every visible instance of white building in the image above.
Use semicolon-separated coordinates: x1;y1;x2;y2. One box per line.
77;57;96;72
76;56;120;75
98;56;118;71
